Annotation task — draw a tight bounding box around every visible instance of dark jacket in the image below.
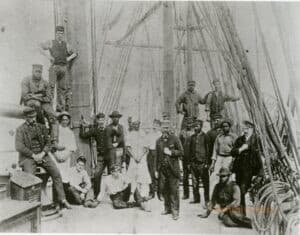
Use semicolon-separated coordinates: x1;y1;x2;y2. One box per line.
104;123;125;153
231;133;263;177
155;134;183;179
80;125;106;156
189;131;209;164
15;122;51;162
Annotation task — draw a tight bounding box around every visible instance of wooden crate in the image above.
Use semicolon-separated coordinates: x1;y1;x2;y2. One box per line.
10;171;42;202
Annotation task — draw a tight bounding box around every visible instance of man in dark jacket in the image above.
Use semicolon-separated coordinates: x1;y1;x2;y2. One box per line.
15;108;71;210
104;111;126;171
155;118;183;220
189;119;210;205
206;118;222;165
231;120;263;213
79;112;107;199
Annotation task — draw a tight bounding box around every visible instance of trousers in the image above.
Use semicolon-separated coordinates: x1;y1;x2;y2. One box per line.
20;155;66;202
159;166;180;216
49;64;71;112
93;157;111;198
65;185;94;205
221;208;252;228
191;162;209;203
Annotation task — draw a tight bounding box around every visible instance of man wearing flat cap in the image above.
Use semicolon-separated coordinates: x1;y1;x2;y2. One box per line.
205;80;240;128
21;64;58;143
175;80;205;131
104;111;126;173
155;116;183;220
209;119;237;197
199;167;252;228
15;107;71;210
40;25;77;112
231;120;263;213
80;112;108;199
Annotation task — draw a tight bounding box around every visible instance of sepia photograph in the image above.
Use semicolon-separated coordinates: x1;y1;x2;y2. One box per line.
0;0;299;234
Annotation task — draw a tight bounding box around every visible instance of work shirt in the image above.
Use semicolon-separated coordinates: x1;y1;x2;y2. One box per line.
97;173;129;201
212;132;237;160
80;125;106;157
175;90;205;118
211;181;241;208
68;167;91;191
41;39;73;65
205;91;239;119
21;76;52;104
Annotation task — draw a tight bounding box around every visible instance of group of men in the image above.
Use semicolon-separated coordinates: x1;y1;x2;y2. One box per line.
175;79;264;227
14;23;264;228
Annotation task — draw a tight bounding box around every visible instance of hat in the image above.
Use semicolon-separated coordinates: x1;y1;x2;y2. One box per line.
95;112;105;119
187;80;196;85
57;111;71;120
109;111;122;118
111;164;121;173
32;64;43;71
77;156;87;164
23;107;37;117
55;26;64;32
220;119;233;127
217;167;231;176
242;120;254;128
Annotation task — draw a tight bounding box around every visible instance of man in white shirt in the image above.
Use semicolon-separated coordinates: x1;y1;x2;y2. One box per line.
66;156;99;208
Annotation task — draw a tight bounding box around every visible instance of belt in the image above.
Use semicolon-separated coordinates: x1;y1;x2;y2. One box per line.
218;153;231;157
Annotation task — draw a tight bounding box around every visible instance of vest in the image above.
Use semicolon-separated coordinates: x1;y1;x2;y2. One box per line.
209;91;225;118
50;40;68;65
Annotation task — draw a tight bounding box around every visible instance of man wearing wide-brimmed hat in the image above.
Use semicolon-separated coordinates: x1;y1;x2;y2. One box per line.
15;107;71;210
40;25;77;112
104;111;126;171
231;120;263;213
80;112;107;199
209;119;237;197
175;80;206;130
155;116;183;220
199;167;252;228
204;80;240;128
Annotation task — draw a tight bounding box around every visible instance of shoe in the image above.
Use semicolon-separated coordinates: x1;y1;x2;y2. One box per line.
189;200;200;204
172;214;179;220
62;200;72;209
54;203;61;213
161;210;172;215
182;195;189;200
140;202;151;212
84;200;99;208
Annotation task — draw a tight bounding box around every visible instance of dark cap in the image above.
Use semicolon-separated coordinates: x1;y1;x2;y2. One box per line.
95;112;105;119
217;167;231;176
57;111;71;121
77;156;87;164
55;26;64;32
242;120;254;128
187;80;196;85
23;107;37;117
109;111;122;118
220;119;233;127
32;64;43;71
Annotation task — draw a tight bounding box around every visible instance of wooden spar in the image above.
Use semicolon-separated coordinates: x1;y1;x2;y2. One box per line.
186;2;193;82
162;2;175;122
63;0;95;175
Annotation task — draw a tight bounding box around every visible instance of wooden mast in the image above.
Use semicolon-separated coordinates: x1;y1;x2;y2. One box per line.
162;2;175;122
186;2;193;82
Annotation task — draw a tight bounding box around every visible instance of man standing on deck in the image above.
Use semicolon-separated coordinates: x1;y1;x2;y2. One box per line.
21;64;58;144
155;117;183;220
205;80;240;128
40;26;77;112
175;80;205;131
105;111;126;171
209;119;237;196
79;112;107;199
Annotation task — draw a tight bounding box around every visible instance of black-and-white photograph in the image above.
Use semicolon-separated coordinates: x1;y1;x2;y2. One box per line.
0;0;299;234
